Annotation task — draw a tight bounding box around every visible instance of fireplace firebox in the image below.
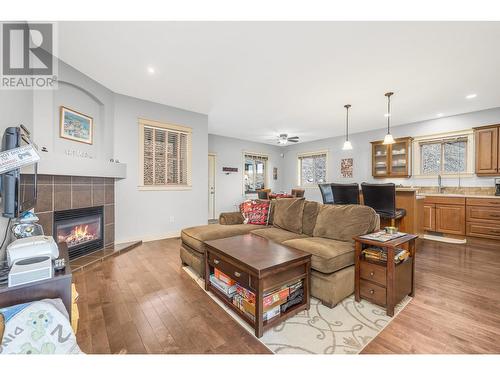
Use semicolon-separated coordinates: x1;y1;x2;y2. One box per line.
53;206;104;260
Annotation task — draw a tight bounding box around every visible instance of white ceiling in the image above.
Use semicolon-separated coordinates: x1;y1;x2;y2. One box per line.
57;21;500;145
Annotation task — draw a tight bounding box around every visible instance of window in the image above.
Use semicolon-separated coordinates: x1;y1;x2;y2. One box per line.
139;118;192;189
298;151;327;186
413;130;474;177
244;153;268;194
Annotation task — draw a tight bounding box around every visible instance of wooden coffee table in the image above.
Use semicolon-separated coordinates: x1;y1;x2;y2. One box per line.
204;233;311;338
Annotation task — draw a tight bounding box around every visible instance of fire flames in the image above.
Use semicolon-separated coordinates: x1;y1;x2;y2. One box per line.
59;224;98;247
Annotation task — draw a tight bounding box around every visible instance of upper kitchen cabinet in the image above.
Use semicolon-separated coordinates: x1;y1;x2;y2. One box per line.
474;125;499;175
371;137;412;178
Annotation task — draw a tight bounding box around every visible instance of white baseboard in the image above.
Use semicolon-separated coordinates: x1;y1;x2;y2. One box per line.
115;231;181;245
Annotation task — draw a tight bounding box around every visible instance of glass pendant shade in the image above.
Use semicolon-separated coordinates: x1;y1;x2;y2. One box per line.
342;140;353;150
383;133;395;145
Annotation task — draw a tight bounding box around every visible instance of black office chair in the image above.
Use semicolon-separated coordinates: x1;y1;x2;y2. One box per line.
360;183;406;226
318;183;334;204
331;183;360;205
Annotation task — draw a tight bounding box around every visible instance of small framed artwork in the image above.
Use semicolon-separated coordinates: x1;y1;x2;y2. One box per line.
341;158;353;178
60;106;93;145
273;167;278;180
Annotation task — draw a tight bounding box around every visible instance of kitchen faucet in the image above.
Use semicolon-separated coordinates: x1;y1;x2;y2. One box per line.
438;174;443;193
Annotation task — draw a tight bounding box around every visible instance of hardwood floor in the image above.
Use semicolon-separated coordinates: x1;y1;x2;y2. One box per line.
74;237;500;354
73;238;271;354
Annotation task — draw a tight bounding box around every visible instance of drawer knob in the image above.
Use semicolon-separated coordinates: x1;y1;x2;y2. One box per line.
214;259;220;264
370;271;375;276
234;271;241;277
370;289;375;294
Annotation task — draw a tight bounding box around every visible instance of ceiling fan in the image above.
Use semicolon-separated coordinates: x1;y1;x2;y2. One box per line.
277;133;299;145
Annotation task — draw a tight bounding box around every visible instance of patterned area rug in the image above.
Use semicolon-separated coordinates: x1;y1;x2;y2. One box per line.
183;266;411;354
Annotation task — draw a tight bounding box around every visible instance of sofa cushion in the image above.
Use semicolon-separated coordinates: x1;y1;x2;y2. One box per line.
251;227;308;244
272;198;306;234
219;212;245;225
302;201;321;236
313;204;378;242
283;237;354;273
181;224;261;253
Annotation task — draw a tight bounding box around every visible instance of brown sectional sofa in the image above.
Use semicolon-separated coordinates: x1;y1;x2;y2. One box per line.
180;198;379;307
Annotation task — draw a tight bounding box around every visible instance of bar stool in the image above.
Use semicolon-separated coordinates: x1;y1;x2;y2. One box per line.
360;182;406;226
318;183;334;204
331;183;360;205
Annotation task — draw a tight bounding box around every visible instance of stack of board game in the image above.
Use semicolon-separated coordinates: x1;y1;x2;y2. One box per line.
209;269;238;297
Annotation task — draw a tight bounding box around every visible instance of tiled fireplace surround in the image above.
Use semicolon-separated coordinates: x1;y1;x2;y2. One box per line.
35;175;115;249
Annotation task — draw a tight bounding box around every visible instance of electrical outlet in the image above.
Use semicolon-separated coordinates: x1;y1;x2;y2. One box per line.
169;216;175;223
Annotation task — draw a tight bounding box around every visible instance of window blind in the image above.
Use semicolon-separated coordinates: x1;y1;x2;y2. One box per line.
142;124;190;186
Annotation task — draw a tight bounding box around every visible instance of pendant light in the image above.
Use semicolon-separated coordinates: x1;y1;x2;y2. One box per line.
383;91;395;145
342;104;353;150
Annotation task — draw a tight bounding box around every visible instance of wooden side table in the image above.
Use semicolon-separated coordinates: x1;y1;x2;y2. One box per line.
353;234;417;316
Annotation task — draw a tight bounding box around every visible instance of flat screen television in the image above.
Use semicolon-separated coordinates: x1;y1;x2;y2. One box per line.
1;126;38;218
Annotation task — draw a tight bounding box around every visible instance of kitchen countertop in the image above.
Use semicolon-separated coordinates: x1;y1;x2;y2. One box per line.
419;193;500;199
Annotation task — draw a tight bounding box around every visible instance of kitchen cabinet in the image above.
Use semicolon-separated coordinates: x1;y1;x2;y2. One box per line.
423;196;466;236
474;125;499;175
423;204;436;231
466;197;500;239
371;137;412;178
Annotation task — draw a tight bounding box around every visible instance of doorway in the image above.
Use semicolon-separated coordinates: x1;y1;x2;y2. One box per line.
208;153;216;221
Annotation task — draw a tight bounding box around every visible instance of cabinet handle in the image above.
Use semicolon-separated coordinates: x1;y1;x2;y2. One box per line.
234;271;241;277
214;259;220;264
369;289;375;294
370;271;375;276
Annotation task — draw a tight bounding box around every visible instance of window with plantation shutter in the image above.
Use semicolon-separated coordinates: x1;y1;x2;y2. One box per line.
139;118;192;190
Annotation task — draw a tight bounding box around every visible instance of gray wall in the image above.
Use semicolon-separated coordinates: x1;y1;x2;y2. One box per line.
282;107;500;203
114;94;208;242
0;89;34;260
208;134;284;215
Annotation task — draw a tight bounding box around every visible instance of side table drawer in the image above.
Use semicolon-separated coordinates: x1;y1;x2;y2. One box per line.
208;252;251;288
360;280;386;307
360;261;386;286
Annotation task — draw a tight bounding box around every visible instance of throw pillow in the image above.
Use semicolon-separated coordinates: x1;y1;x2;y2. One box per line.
272;198;306;234
239;200;271;225
313;204;378;241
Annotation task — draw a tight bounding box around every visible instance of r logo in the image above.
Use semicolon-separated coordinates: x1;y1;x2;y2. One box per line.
2;23;53;75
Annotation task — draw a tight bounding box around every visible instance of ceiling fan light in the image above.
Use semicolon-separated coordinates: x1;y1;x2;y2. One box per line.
278;138;287;145
383;133;395;145
342;140;353;150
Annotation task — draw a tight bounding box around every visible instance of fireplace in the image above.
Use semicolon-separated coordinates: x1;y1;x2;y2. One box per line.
53;206;104;260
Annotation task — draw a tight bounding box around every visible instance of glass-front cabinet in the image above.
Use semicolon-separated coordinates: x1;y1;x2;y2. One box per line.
371;137;412;178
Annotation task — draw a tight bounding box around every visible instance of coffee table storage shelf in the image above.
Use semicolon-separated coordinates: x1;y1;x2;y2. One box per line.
204;234;311;338
354;234;417;317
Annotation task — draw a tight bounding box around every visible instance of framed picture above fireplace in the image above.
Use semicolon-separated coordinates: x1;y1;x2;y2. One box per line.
60;106;93;145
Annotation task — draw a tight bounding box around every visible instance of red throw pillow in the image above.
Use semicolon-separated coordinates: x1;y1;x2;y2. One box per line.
239;200;270;225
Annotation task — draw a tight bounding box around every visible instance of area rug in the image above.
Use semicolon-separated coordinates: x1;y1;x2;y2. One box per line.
183;266;411;354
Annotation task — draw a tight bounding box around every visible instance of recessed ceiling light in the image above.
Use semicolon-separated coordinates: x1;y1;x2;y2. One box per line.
465;93;477;99
147;66;155;74
436;113;444;117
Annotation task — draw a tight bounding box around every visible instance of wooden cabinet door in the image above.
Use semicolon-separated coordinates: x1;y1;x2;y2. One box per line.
423;204;436;231
435;204;466;235
475;127;498;174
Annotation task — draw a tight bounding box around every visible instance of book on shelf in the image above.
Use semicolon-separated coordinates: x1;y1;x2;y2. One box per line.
214;268;236;286
209;274;237;296
362;247;410;263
